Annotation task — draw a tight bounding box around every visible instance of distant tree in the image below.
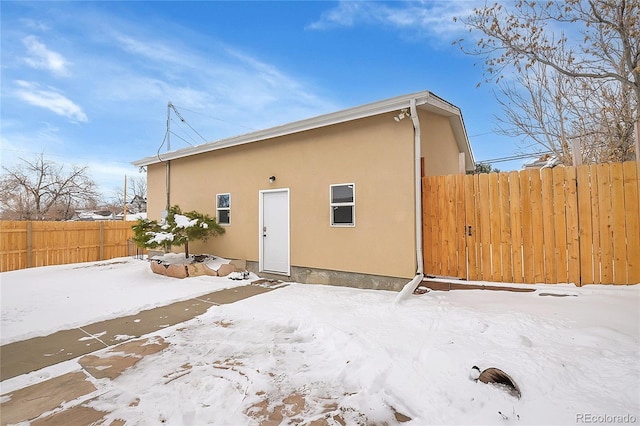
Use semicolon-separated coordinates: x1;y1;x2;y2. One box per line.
0;154;100;220
455;0;638;164
467;163;500;175
132;205;224;258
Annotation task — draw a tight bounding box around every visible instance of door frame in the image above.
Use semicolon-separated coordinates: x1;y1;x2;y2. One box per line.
258;188;290;275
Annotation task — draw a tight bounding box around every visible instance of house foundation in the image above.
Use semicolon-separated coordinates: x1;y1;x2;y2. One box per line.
246;261;408;291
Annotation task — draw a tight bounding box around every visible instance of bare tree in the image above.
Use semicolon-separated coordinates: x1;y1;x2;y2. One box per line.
0;154;100;220
494;61;636;164
456;0;639;163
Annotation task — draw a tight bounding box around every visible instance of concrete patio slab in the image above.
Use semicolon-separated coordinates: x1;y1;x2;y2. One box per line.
79;337;169;380
0;371;96;425
0;329;107;381
30;405;109;426
198;284;273;304
80;298;214;346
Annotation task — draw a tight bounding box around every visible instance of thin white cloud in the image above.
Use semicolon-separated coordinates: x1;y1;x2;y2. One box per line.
19;19;51;32
308;1;474;41
14;80;88;123
113;33;186;66
22;35;70;76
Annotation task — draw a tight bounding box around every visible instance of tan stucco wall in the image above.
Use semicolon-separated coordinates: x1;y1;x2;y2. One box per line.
146;113;420;279
420;110;462;176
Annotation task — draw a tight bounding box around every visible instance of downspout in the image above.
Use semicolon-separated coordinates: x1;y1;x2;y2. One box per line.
410;98;424;277
394;98;425;303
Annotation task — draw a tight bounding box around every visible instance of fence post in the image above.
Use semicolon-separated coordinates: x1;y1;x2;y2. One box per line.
99;222;105;261
26;221;33;268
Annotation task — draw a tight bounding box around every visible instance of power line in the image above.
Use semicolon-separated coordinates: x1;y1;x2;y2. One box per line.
169;130;195;147
169;105;208;143
172;104;257;132
476;151;553;164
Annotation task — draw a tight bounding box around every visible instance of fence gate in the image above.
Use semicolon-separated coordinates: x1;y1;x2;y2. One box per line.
422;161;640;285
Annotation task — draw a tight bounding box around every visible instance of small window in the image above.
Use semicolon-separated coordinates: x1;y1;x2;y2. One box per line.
330;184;355;226
216;193;230;225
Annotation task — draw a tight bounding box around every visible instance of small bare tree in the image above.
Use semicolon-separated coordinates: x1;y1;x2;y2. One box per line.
0;154;100;220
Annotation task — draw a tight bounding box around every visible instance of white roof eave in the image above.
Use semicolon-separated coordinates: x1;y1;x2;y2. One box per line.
132;90;473;167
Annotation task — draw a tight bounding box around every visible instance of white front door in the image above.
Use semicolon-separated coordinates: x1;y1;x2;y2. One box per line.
259;189;290;275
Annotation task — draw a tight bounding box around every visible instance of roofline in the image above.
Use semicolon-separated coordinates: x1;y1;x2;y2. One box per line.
133;90;474;168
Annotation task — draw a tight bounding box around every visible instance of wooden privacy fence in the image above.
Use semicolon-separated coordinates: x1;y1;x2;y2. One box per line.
0;221;137;272
423;161;640;285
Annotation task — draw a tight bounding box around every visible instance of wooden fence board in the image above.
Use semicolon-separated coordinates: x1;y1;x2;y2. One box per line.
486;173;500;281
609;163;627;284
478;174;491;281
529;171;545;283
541;168;556;283
565;166;581;285
519;170;535;283
499;174;512;283
456;174;466;277
577;166;594;284
438;175;448;276
464;174;478;280
445;174;457;276
508;171;523;283
596;164;613;284
422;178;434;275
623;161;640;284
552;166;568;284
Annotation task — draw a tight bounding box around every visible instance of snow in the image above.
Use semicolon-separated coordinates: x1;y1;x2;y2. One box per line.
147;231;174;245
1;258;639;424
173;214;199;229
123;212;147;221
0;258;242;345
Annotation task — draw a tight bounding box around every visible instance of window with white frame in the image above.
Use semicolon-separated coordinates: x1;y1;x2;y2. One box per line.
216;193;230;225
330;183;355;226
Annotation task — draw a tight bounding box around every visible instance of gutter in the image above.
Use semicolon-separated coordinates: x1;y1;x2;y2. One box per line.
394;97;425;303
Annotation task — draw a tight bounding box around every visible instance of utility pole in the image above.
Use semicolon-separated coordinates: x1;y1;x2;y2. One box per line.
123;175;127;221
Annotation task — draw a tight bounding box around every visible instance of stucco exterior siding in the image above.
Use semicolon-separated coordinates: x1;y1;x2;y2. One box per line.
147;113;418;279
420;110;462;176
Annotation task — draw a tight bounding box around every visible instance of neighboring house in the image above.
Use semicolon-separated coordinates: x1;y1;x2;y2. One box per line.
127;195;147;213
133;90;475;290
522;154;562;169
73;210;116;221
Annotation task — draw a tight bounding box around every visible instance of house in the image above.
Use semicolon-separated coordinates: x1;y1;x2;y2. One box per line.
126;195;147;213
522;153;562;169
133;90;475;290
73;210;116;221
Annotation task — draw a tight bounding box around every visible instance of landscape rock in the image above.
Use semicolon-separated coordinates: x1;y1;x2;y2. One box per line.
217;263;236;277
186;262;217;277
150;261;168;276
166;263;188;279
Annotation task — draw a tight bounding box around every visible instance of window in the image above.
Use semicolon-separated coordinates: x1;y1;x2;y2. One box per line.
330;183;355;226
216;193;230;225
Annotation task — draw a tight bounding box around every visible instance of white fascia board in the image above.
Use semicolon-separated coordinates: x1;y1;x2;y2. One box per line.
132;90;464;167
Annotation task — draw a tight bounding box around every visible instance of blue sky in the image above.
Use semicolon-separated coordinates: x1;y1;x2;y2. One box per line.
1;1;527;198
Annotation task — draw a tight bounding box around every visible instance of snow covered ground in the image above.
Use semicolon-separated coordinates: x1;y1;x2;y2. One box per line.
1;257;639;425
